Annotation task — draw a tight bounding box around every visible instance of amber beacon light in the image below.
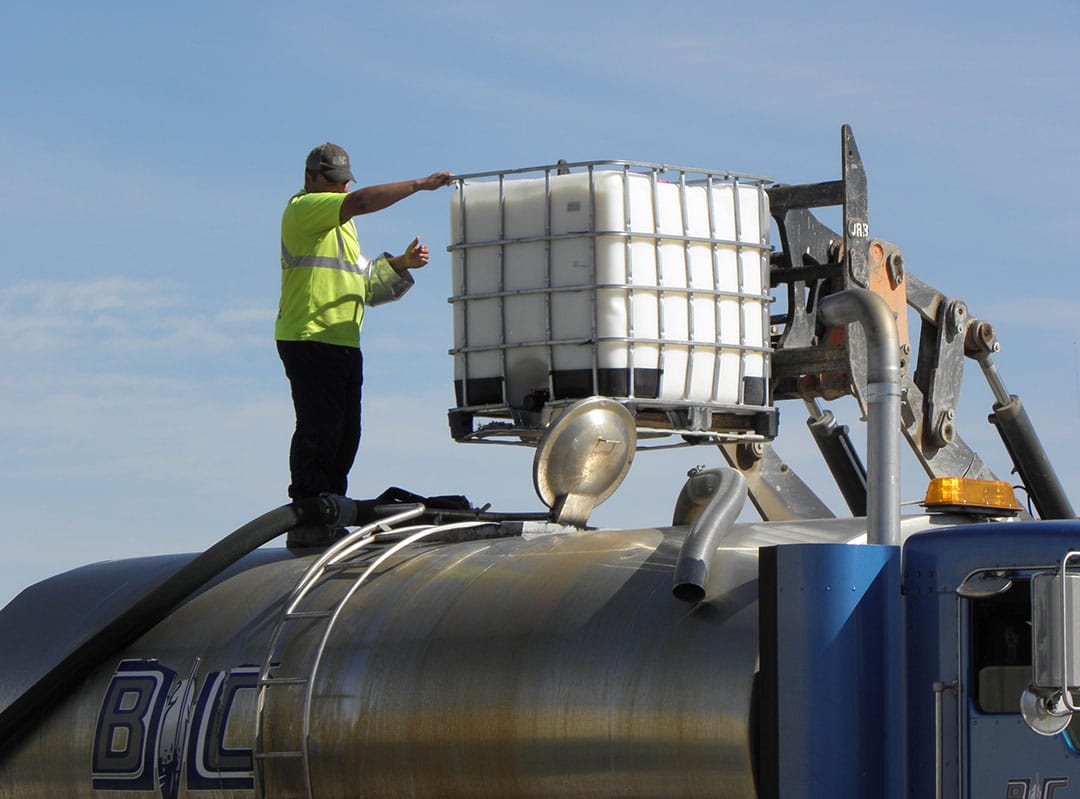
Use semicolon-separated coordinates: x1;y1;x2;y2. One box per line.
923;477;1023;514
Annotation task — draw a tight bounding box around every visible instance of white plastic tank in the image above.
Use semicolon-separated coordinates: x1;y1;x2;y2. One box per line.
449;162;771;419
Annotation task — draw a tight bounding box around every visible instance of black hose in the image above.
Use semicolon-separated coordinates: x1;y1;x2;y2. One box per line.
672;468;748;603
0;503;302;758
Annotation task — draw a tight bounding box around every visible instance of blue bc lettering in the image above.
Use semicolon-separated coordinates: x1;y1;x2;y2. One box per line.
93;660;257;795
187;666;259;790
92;661;176;792
1007;777;1069;798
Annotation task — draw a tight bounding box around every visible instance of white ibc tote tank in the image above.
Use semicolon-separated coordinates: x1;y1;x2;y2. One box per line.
448;161;772;435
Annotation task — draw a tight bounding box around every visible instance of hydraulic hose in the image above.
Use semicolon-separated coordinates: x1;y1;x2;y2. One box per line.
672;468;748;602
0;502;306;758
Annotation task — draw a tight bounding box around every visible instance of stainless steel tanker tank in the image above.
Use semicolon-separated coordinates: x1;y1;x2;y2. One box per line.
0;514;916;799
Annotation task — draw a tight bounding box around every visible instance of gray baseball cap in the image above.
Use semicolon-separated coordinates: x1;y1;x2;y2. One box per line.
305;142;355;183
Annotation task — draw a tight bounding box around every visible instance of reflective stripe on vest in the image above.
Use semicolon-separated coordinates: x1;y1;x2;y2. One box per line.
280;227;366;275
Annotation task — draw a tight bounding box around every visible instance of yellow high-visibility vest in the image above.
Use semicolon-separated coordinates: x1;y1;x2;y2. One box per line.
275;190;412;347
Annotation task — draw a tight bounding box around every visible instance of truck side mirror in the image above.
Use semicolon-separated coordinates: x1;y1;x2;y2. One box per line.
1025;569;1080;735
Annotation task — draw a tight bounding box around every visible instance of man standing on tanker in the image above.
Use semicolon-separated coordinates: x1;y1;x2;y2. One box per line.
276;142;453;524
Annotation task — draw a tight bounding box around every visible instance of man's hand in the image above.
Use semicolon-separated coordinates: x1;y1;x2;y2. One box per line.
389;237;430;273
418;172;454;191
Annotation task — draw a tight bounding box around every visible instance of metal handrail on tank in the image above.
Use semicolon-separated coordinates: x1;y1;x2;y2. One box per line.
255;504;428;795
255;509;493;799
286;504;427;613
300;520;493;794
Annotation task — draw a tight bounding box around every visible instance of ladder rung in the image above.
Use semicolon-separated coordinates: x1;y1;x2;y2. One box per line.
259;677;309;686
323;561;359;572
285;610;333;619
254;750;304;759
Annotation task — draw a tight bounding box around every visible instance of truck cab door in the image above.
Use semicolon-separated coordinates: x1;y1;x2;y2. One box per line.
960;571;1079;798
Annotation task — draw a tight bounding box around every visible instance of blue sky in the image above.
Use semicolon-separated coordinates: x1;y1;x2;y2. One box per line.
1;0;1077;607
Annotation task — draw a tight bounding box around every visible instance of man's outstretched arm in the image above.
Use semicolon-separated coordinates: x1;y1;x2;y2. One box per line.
340;172;454;223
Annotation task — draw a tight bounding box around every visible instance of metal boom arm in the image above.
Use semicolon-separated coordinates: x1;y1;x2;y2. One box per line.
743;125;1074;521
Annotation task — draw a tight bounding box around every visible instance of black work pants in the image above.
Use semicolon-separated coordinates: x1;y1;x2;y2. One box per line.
277;340;364;500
